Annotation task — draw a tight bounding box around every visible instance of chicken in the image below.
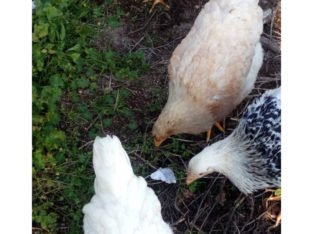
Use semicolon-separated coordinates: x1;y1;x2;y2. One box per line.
82;135;173;234
186;87;281;191
152;0;264;146
186;87;281;226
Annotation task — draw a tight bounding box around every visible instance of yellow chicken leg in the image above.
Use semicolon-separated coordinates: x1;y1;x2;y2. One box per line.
143;0;170;13
214;122;225;133
206;122;225;142
206;128;212;142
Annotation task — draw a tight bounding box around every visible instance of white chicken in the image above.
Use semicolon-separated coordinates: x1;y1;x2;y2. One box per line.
153;0;264;146
82;135;173;234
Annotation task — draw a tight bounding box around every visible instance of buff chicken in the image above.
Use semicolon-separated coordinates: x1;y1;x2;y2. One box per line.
152;0;264;146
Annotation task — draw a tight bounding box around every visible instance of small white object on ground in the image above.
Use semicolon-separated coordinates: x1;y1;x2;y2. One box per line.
150;168;176;184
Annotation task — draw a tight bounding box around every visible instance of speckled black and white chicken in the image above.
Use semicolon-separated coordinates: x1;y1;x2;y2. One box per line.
186;87;281;194
83;135;173;234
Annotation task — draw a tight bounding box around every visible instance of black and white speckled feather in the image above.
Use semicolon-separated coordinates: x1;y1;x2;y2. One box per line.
188;87;281;194
234;87;281;190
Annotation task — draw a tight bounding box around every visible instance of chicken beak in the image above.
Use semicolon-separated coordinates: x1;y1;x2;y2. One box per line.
186;171;198;185
153;137;166;148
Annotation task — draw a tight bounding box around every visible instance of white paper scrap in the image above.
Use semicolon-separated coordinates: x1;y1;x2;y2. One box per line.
150;168;176;184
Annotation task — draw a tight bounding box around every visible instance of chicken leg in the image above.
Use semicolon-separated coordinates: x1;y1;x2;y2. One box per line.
143;0;170;13
206;122;225;142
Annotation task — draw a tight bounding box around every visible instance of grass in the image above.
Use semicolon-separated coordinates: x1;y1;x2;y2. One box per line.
33;0;281;233
32;0;149;232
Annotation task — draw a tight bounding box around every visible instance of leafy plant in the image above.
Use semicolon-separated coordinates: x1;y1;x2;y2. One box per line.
32;0;148;232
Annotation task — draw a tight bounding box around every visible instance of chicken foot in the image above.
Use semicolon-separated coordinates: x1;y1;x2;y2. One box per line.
206;122;225;142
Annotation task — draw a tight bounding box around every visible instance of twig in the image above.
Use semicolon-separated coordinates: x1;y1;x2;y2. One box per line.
174;194;189;216
209;212;230;234
160;150;189;169
133;152;157;170
129;36;145;52
223;194;246;234
153;36;184;50
128;10;157;35
233;221;241;234
242;210;268;228
261;36;280;54
190;176;220;229
172;217;185;226
32;227;49;233
79;140;94;150
200;199;218;230
168;137;200;143
86;115;100;131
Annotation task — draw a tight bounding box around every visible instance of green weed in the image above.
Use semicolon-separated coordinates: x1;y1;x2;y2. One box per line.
32;0;148;232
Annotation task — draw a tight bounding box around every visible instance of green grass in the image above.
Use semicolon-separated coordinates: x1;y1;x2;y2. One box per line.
32;0;149;232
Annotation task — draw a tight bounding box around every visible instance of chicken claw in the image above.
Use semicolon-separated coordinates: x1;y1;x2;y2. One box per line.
206;128;212;142
206;122;225;142
214;122;225;133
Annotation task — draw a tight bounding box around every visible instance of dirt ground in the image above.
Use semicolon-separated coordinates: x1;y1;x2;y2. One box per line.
95;0;281;233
